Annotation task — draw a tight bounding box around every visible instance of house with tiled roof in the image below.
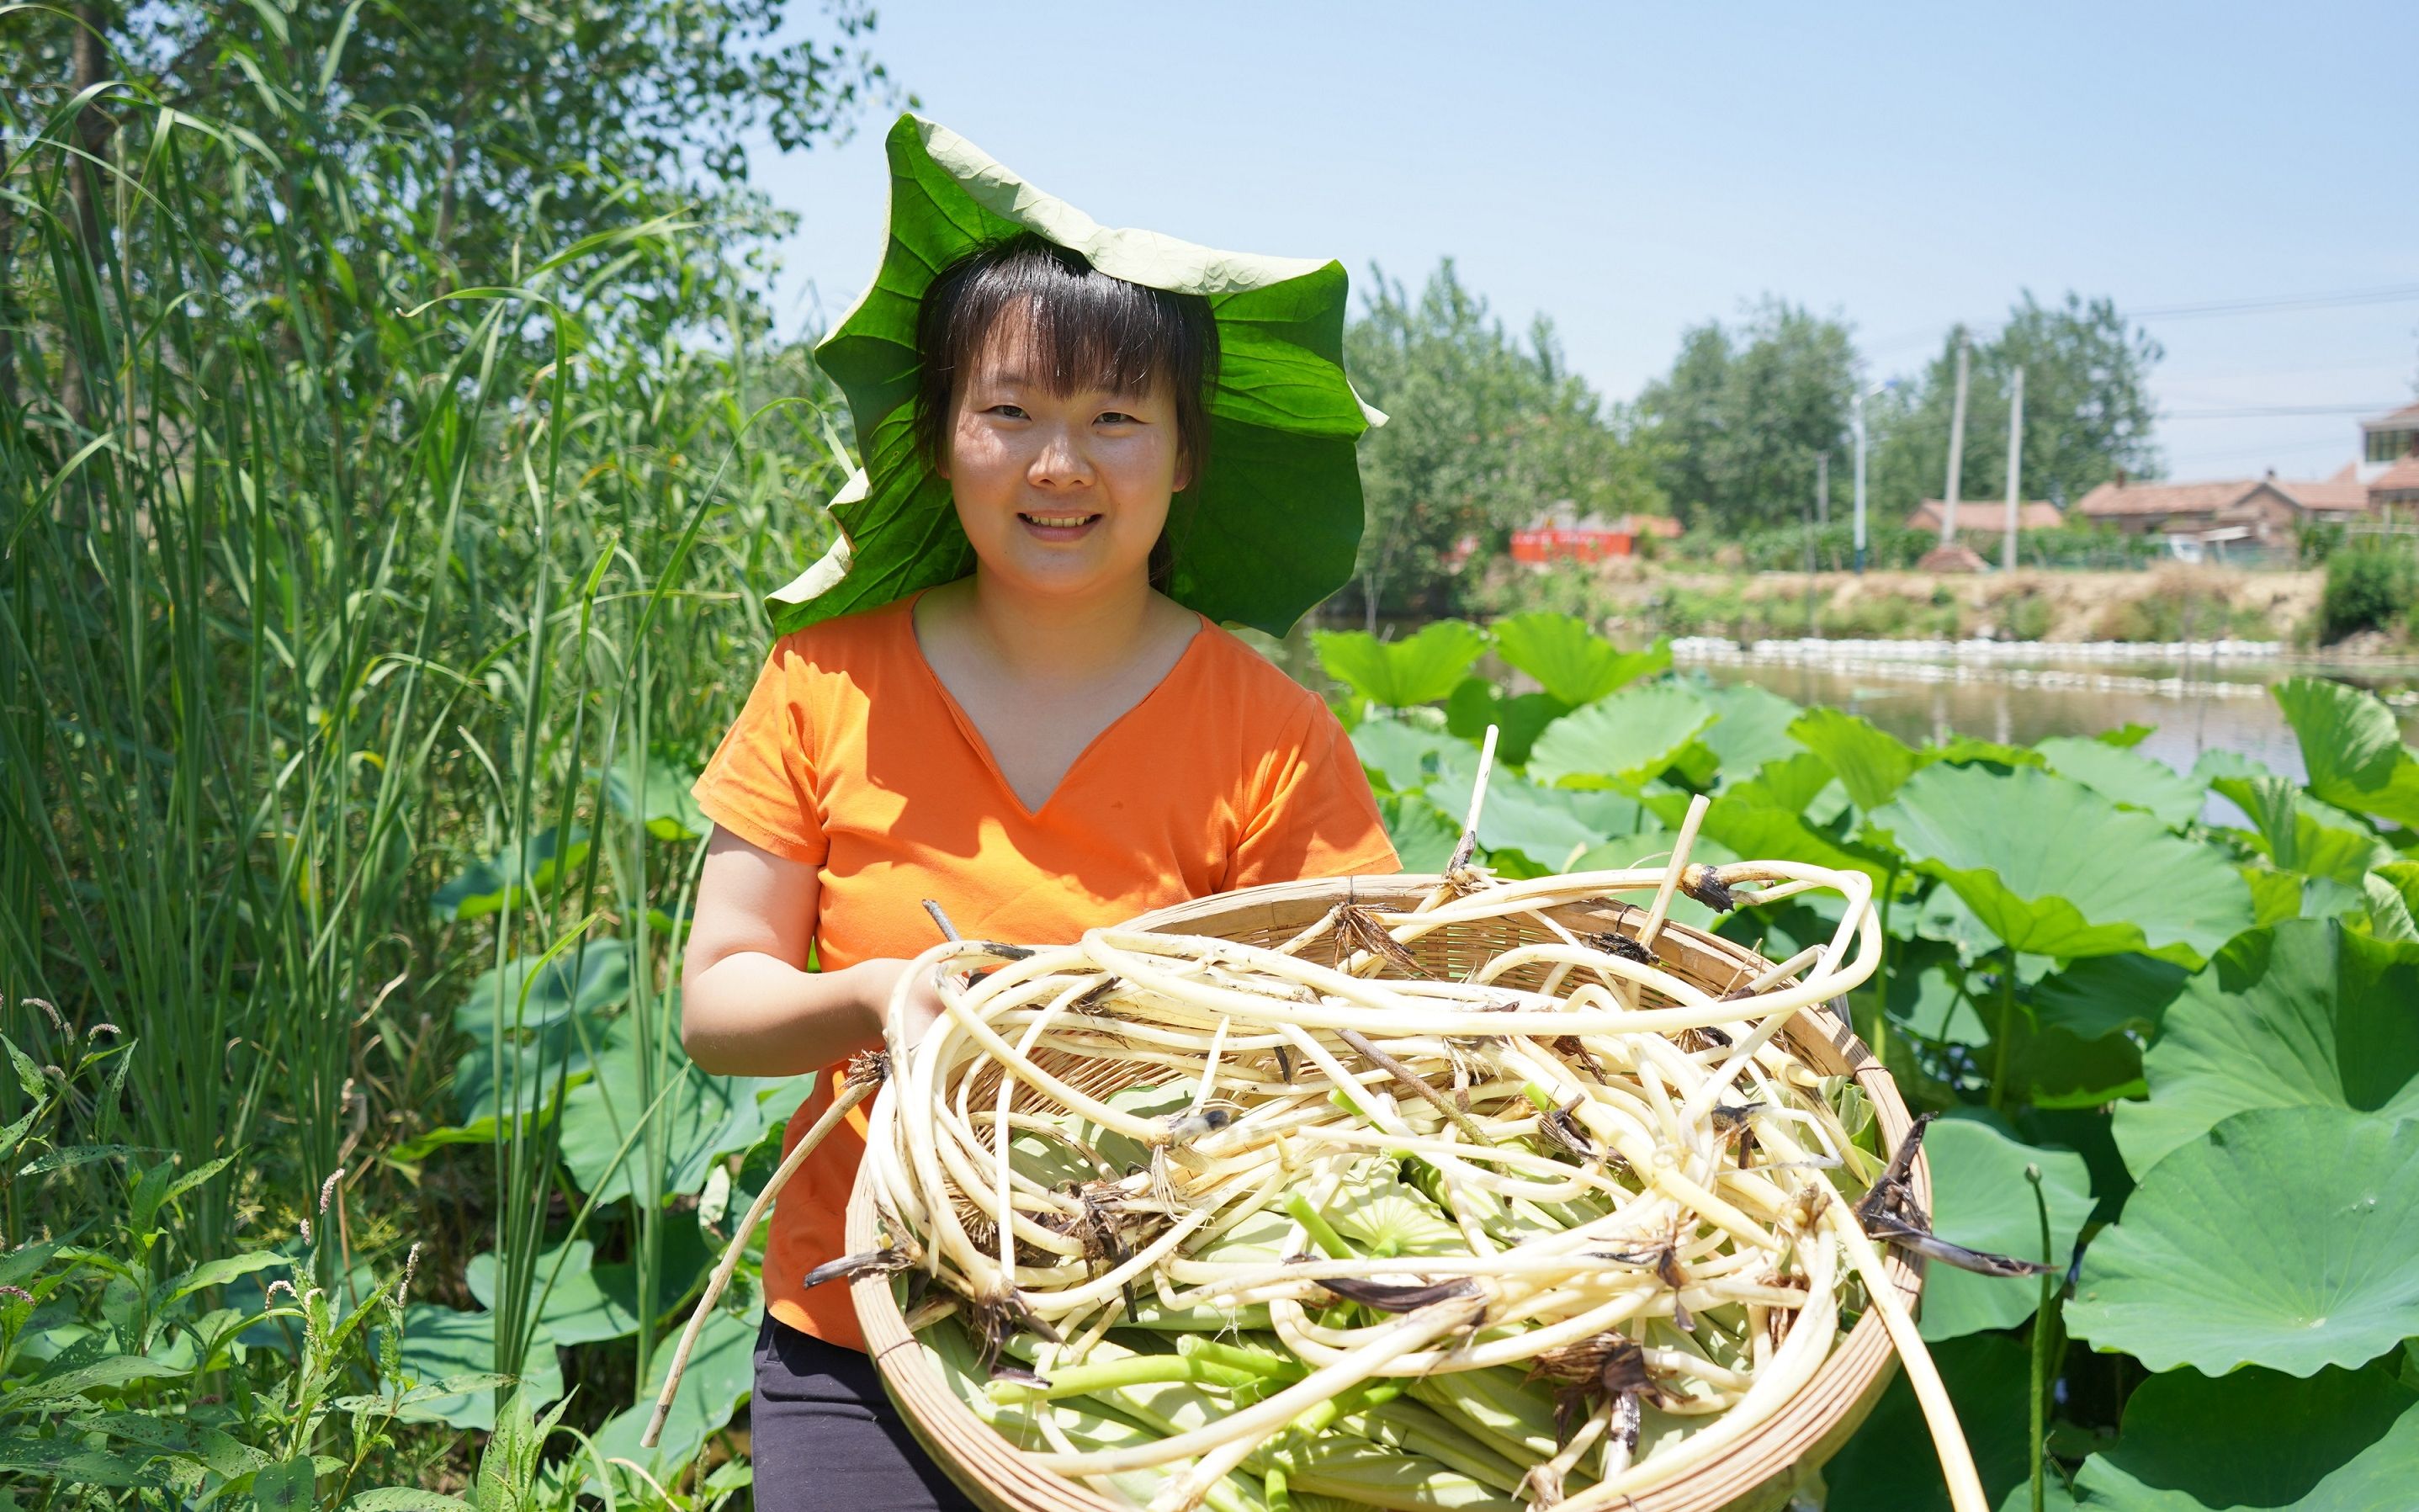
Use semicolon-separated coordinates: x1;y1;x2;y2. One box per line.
2071;404;2416;554
2358;401;2419;514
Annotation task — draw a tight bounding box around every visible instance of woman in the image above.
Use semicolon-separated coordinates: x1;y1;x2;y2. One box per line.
679;116;1398;1511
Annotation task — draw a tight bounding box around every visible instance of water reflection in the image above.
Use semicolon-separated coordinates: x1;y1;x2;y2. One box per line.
1261;616;2419;788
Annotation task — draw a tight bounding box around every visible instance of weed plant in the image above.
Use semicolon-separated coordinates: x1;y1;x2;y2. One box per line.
3;25;841;1504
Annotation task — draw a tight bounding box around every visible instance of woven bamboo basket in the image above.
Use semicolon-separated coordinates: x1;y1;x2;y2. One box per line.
848;874;1928;1512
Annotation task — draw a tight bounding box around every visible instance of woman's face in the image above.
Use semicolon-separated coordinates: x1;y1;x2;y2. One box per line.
941;312;1189;604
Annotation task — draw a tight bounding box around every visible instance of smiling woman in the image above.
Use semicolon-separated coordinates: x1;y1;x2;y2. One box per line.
674;116;1398;1512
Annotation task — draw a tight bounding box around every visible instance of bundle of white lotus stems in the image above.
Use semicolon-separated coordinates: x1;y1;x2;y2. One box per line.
828;803;1985;1512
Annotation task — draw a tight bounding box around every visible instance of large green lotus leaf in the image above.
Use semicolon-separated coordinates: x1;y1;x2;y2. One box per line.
1789;706;1919;811
450;941;629;1122
777;115;1373;638
1489;613;1669;706
1992;1007;2149;1110
2112;921;2419;1177
2368;861;2419;943
1874;764;2254;963
464;1239;641;1346
1692;682;1806;788
1528;682;1713;790
2274;675;2419;830
1728;749;1837;817
1931;735;2049;771
2068;1106;2419;1376
1822;1332;2036;1512
1442;677;1566;768
1347;716;1463;794
1918;1116;2094;1340
2244;866;2305;928
1697;784;1894;890
1377;793;1459;873
2192;747;2275;784
559;1013;809;1203
2029;952;2191;1042
395;1307;563;1431
2069;1362;2419;1511
1313;622;1488;709
1913;883;2056;980
2212;774;2393;887
1427;758;1654;873
2035;736;2207;830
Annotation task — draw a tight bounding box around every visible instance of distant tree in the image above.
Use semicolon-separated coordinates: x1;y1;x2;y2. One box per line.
1637;298;1857;531
1871;293;2162;523
1344;260;1660;623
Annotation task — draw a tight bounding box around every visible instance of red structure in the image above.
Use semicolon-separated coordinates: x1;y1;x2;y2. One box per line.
1509;504;1679;565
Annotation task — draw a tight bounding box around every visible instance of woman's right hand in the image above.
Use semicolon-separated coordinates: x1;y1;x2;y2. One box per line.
845;956;949;1054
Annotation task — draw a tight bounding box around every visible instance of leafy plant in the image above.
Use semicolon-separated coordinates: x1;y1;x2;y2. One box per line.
1326;616;2419;1510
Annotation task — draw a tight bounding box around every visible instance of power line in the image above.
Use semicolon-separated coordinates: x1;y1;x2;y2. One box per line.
1856;281;2419;363
2162;402;2405;421
2122;284;2419;321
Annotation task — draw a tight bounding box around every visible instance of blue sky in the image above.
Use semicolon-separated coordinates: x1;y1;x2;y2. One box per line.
751;1;2418;482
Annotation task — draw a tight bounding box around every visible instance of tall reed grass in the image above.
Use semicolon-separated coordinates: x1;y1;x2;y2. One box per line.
2;13;844;1467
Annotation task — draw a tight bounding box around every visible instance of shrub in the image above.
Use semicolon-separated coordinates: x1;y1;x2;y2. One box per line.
2320;547;2418;643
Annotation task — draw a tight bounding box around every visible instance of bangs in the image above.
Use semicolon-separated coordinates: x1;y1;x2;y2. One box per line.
913;236;1217;470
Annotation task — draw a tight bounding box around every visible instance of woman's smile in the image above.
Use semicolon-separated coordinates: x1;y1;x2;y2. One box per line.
1016;508;1104;541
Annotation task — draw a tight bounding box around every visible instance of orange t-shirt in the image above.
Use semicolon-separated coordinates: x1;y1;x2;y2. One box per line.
691;591;1399;1349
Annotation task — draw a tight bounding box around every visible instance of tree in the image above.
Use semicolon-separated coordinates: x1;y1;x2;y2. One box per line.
1344;261;1661;623
1637;298;1857;531
1870;293;2162;521
2;2;894;348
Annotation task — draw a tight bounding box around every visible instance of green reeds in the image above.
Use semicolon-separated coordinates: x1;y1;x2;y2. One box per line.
2;8;844;1460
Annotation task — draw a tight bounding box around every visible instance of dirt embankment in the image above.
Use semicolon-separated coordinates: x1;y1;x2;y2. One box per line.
1579;563;2322;645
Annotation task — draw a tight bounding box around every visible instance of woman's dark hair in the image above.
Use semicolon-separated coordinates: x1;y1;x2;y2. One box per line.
912;235;1218;484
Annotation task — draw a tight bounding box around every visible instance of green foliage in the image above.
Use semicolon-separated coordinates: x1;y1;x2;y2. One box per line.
1318;632;2419;1505
2068;1106;2419;1377
2111;922;2419;1176
2275;675;2419;828
1344;261;1663;617
1869;295;2165;519
3;3;873;1500
2319;545;2417;643
1488;613;1668;705
1638;297;1857;532
1311;621;1489;708
1874;764;2254;963
2067;1363;2419;1510
1917;1117;2094;1342
1526;682;1713;789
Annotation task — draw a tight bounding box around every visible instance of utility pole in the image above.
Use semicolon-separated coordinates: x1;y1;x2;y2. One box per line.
1817;451;1830;529
1851;383;1892;573
1939;332;1971;544
2001;366;2025;573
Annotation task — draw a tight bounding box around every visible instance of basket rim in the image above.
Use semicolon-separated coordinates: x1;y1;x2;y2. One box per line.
848;873;1928;1512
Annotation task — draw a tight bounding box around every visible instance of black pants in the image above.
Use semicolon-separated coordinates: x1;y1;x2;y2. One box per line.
750;1313;979;1512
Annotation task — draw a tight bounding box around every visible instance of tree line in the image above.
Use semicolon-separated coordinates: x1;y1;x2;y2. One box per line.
1345;268;2164;618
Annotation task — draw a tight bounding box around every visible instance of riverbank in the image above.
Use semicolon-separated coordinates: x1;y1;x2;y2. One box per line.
1555;562;2330;646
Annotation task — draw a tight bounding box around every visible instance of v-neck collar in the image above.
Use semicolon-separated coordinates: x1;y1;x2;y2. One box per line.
902;589;1210;821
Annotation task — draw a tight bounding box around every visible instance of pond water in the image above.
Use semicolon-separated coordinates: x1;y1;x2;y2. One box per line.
1679;644;2419;787
1265;618;2419;787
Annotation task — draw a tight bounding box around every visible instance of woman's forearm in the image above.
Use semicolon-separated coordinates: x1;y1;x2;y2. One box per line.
679;953;899;1077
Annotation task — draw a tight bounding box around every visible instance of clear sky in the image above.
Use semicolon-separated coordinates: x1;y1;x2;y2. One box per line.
750;0;2418;483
